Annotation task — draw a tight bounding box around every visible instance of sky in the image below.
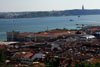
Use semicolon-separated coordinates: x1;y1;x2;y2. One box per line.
0;0;99;12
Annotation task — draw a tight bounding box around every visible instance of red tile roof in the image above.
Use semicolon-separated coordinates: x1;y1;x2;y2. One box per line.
88;27;100;32
0;46;5;49
23;52;34;58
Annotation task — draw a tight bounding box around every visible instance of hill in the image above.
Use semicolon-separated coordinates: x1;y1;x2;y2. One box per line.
1;9;100;18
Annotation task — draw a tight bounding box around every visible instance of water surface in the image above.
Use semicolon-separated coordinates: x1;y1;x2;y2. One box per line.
0;15;100;41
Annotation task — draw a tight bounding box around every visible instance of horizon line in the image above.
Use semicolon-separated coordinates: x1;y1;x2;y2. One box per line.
1;9;100;13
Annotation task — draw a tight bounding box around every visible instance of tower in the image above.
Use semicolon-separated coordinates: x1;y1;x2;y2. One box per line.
82;5;84;10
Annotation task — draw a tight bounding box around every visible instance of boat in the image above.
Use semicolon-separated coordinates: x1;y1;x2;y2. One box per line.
69;19;74;21
78;15;80;17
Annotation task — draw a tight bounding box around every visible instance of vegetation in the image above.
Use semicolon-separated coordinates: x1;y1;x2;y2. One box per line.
0;50;6;67
67;59;72;67
75;62;100;67
37;28;78;34
44;57;60;67
54;28;78;31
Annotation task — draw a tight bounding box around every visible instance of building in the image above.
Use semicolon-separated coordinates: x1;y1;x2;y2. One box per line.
83;26;100;34
7;30;77;42
7;31;20;41
80;35;95;39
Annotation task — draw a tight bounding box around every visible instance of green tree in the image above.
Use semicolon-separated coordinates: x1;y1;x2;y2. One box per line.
75;63;80;67
55;58;60;67
0;50;6;67
75;62;88;67
75;62;97;67
67;59;72;67
95;62;100;67
44;57;60;67
88;63;95;67
49;59;56;67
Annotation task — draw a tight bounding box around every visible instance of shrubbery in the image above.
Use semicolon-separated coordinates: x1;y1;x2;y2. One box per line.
75;62;100;67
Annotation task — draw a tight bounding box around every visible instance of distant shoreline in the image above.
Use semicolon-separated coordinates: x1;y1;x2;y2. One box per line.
1;14;100;19
1;9;100;19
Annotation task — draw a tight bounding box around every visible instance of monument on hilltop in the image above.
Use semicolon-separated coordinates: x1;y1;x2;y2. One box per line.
82;5;84;10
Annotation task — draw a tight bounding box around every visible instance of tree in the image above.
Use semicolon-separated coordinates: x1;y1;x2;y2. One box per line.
0;50;6;67
95;62;100;67
75;62;99;67
44;57;60;67
67;59;72;67
88;63;95;67
75;62;88;67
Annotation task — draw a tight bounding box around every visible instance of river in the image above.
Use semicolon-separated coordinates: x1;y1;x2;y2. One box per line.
0;15;100;41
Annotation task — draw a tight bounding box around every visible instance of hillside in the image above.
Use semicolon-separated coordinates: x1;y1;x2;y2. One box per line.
1;9;100;18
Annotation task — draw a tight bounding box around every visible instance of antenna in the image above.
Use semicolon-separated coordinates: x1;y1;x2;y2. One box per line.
12;19;15;41
47;26;48;32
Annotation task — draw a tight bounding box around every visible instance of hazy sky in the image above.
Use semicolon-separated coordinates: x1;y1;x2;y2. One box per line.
0;0;99;12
